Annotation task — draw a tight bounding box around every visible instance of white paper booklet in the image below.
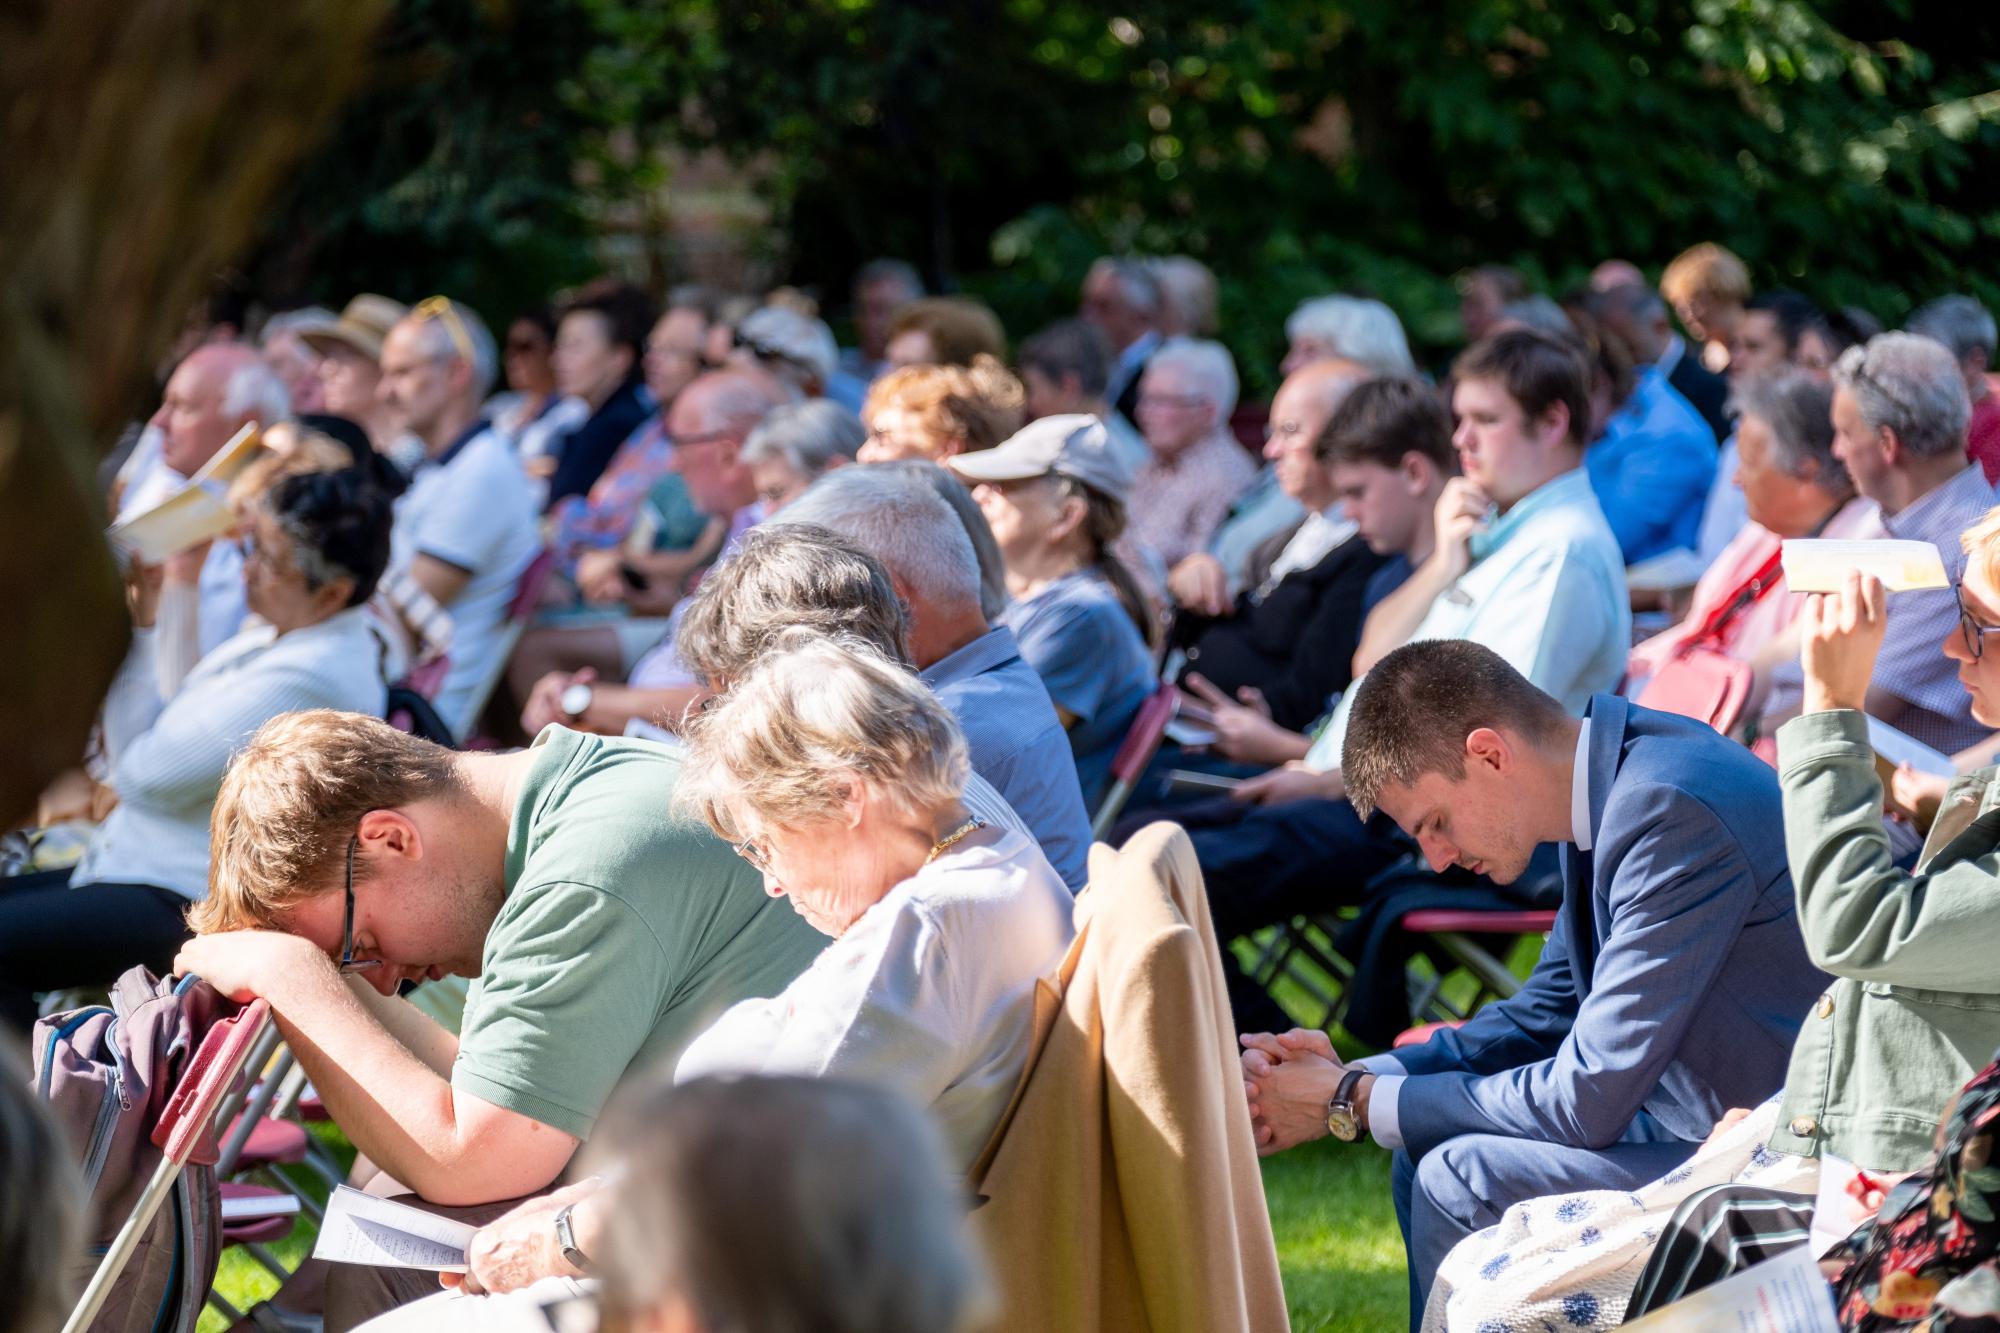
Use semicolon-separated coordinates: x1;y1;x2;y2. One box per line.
106;423;263;562
1780;538;1949;594
311;1185;476;1272
1622;1241;1837;1331
1866;717;1957;778
220;1192;302;1222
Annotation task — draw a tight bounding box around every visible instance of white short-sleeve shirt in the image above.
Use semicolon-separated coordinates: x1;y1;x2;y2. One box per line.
674;823;1075;1168
390;424;540;737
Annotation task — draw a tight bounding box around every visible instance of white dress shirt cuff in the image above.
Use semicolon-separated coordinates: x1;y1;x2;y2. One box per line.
1364;1074;1406;1149
1350;1054;1408;1149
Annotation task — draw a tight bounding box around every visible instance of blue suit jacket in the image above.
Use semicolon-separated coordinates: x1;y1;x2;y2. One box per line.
1390;695;1827;1156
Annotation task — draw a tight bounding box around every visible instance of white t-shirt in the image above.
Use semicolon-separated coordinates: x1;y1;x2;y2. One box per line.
390;425;540;738
675;823;1074;1168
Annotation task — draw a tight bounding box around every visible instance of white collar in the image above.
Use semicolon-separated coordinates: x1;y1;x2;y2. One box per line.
1571;717;1594;852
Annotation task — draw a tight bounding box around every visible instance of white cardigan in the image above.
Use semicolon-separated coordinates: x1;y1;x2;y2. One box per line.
74;605;389;900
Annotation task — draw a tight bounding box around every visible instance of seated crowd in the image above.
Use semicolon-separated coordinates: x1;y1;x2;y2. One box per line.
12;244;2000;1333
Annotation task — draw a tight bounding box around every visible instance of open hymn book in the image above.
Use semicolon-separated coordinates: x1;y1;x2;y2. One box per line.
106;423;263;562
312;1185;476;1272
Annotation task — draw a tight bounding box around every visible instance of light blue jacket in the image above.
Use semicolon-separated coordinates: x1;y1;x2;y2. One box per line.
1585;366;1718;564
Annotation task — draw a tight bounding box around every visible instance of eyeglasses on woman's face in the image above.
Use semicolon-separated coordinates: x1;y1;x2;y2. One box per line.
1958;583;2000;663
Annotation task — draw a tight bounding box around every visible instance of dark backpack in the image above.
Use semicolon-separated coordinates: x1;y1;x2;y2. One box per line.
31;968;234;1333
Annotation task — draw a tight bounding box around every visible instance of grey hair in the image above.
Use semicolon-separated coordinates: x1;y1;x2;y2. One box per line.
677;523;910;687
407;299;500;399
0;1037;84;1333
585;1074;993;1333
1728;371;1848;494
868;459;1010;621
1152;255;1220;336
1907;295;1996;364
1497;296;1575;338
258;306;337;346
779;465;984;615
1088;257;1163;316
854;258;925;301
1285;295;1418;376
1832;332;1972;460
1145;336;1239;421
222;357;292;426
676;630;971;841
740;400;865;479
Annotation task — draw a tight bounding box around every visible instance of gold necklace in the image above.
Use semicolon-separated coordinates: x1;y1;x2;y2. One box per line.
925;816;985;865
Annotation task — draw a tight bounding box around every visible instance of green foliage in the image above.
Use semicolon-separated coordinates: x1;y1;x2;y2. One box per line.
582;0;2000;392
241;0;606;330
255;0;2000;398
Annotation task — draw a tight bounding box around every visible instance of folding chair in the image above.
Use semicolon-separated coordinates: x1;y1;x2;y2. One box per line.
1398;907;1556;1019
1088;682;1180;841
64;998;273;1333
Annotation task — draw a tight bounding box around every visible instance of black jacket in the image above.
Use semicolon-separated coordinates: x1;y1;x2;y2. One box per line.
1173;530;1385;732
543;379;654;511
1667;353;1732;444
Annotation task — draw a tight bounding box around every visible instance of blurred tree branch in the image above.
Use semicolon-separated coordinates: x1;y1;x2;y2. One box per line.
0;0;389;825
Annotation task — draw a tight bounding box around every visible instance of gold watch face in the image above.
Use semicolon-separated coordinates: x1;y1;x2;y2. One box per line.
1326;1103;1360;1142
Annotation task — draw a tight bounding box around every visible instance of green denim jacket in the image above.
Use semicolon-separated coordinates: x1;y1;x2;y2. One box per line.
1772;709;2000;1171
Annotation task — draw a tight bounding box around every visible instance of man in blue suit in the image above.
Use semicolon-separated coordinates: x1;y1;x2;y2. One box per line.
1240;640;1826;1330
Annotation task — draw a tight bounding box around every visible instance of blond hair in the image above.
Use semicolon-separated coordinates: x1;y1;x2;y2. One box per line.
1963;505;2000;591
191;710;461;934
1660;242;1751;308
863;356;1025;456
675;634;968;842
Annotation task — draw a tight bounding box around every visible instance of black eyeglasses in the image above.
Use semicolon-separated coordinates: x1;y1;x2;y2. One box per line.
1958;584;2000;662
338;835;382;974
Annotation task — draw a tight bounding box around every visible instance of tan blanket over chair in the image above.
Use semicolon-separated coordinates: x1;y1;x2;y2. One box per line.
970;822;1291;1332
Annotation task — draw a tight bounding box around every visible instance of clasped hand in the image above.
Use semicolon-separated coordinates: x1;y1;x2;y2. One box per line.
1240;1028;1348;1156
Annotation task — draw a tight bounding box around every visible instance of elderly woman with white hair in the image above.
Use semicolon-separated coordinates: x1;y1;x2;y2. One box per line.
738;397;864;513
1129;336;1258;570
673;632;1073;1154
1282;294;1417;377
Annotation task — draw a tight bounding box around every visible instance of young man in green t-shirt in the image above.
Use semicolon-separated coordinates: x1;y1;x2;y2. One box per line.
178;708;824;1211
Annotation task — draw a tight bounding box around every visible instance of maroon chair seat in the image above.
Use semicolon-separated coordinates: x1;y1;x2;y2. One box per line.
224;1113;309;1170
1399;909;1557;935
220;1182;299;1246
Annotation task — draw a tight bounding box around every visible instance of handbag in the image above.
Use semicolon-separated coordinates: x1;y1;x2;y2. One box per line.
1636;548;1783;734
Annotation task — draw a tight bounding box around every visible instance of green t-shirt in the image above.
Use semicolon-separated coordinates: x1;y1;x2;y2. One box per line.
452;727;824;1139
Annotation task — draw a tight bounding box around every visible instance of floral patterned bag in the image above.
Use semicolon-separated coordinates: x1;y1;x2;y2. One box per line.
1829;1049;2000;1330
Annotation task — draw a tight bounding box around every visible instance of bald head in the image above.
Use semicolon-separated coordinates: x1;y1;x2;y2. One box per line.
1273;357;1370;440
670;370;790;516
151;342;289;477
1590;259;1646;292
1267;358;1372;509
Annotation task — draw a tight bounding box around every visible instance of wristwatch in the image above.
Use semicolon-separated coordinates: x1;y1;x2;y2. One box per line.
553;1201;592;1274
559;681;594;720
1326;1069;1368;1143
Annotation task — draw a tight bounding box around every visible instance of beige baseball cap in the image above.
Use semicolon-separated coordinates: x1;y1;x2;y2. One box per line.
297;293;408;362
947;413;1135;502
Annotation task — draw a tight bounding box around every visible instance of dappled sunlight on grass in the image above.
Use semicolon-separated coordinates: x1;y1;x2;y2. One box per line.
1264;1138;1408;1331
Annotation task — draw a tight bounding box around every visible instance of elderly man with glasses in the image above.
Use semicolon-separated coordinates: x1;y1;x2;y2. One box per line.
1755;331;1997;756
377;297;541;739
175;707;825;1327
